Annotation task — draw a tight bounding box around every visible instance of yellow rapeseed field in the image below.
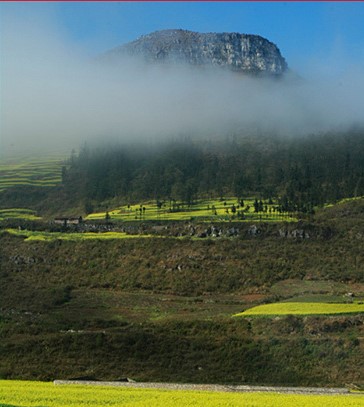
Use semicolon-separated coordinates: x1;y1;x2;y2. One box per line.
0;209;41;221
3;229;157;241
0;381;363;407
86;197;295;223
234;302;364;317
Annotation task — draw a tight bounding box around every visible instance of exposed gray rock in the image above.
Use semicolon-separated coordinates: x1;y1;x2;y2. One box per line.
10;254;38;265
248;225;260;236
104;29;287;75
279;228;288;238
279;228;311;239
226;227;239;237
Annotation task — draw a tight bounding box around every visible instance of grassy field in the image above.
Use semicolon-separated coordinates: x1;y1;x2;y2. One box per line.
234;302;364;317
86;197;296;223
0;155;64;192
0;381;363;407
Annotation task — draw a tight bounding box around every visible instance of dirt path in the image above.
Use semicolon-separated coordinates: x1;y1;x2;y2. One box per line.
54;380;361;396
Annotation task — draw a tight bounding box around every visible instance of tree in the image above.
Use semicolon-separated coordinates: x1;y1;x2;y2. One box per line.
84;201;94;215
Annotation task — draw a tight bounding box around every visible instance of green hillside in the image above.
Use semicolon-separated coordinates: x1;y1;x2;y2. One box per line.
1;130;363;219
0;155;64;192
0;198;363;386
0;134;363;388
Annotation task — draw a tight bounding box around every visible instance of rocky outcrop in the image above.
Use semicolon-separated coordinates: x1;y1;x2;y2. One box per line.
105;29;288;75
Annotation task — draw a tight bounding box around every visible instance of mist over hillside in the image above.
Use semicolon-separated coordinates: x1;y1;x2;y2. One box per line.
2;13;364;156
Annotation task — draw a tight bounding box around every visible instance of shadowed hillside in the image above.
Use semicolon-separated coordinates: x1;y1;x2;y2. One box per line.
0;199;363;385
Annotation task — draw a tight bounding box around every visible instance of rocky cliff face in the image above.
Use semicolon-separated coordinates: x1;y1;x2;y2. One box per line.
106;29;288;75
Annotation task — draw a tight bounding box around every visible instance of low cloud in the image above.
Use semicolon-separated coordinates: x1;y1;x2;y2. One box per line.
1;12;364;155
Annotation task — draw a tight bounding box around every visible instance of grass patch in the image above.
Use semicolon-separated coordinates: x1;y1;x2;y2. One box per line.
270;279;357;297
0;380;363;407
234;302;364;317
2;229;156;241
94;290;248;323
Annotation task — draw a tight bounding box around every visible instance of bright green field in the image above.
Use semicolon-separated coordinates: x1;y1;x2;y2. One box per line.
87;197;295;223
2;229;156;241
234;302;364;317
0;381;363;407
0;155;64;191
0;208;41;221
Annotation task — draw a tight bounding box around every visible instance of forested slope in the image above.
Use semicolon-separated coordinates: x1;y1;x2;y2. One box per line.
62;130;364;213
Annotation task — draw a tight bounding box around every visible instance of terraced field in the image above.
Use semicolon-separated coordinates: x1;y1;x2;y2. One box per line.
0;154;296;223
87;197;295;223
0;155;64;191
235;302;364;317
0;380;363;407
0;208;41;221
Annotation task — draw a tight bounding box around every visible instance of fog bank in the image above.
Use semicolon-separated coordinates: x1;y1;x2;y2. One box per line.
1;14;364;156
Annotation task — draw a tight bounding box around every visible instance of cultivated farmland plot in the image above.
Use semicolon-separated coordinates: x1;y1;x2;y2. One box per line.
0;155;64;192
0;209;40;221
235;302;364;317
1;228;158;241
87;197;296;223
0;380;363;407
0;156;296;223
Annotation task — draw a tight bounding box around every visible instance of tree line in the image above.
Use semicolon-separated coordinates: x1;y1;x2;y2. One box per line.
61;129;364;214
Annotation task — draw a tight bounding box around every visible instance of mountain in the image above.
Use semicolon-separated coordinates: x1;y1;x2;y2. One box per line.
104;29;288;75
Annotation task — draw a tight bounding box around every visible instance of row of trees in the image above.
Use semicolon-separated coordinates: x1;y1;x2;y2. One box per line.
62;129;364;213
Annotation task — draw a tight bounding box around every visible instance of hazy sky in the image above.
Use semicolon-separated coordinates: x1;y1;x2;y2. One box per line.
1;2;364;155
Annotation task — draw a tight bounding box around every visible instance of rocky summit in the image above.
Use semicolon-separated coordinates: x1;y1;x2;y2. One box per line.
105;29;288;75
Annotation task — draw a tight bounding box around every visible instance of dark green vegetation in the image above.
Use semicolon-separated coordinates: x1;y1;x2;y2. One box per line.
61;129;364;215
1;130;363;217
0;198;363;386
0;131;363;387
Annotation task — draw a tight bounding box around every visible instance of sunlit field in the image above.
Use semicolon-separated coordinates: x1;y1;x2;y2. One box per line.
0;208;41;221
2;229;157;241
234;302;364;317
86;197;296;223
0;381;363;407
